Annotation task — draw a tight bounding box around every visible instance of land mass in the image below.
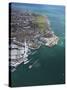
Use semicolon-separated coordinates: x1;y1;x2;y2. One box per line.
9;9;59;71
11;9;59;48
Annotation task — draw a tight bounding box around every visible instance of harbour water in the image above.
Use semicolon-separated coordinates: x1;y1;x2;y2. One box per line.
10;3;65;87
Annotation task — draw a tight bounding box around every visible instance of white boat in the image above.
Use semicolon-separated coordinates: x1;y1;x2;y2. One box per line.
24;60;30;64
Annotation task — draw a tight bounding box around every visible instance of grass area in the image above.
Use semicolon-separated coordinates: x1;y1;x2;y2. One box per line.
35;15;47;33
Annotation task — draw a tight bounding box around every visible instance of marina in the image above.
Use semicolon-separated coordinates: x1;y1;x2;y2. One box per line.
10;38;31;71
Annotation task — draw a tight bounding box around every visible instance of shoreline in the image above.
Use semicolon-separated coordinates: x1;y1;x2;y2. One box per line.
10;9;59;72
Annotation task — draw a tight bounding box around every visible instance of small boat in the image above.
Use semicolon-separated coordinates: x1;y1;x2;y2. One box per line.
24;60;30;64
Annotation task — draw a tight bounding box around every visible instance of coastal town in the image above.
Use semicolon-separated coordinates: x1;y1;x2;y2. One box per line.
9;9;59;72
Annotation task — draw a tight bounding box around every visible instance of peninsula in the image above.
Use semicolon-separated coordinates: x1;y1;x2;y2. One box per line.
9;9;59;71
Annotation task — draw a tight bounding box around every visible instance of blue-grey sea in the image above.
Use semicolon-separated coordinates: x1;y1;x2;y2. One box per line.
10;3;65;87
